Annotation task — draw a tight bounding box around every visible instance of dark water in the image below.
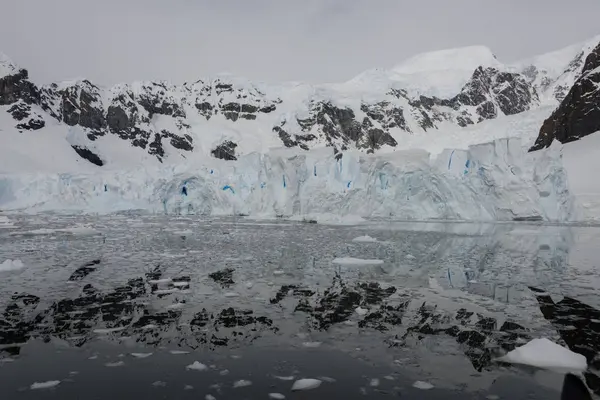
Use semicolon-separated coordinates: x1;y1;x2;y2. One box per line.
1;214;599;399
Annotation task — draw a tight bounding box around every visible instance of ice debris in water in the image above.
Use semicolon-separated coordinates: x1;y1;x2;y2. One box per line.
355;306;368;316
352;235;378;243
496;338;587;372
291;378;322;391
205;395;216;400
233;379;252;388
30;380;61;390
413;381;434;390
184;385;194;390
302;341;322;348
0;259;25;272
186;361;208;371
131;352;153;359
332;257;383;266
269;393;286;399
370;378;380;387
105;361;125;367
318;376;337;383
224;292;240;297
273;375;295;381
170;350;190;355
148;278;172;284
152;381;167;387
219;369;230;376
405;254;416;260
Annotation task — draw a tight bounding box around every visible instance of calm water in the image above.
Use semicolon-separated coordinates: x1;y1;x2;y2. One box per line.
1;214;599;399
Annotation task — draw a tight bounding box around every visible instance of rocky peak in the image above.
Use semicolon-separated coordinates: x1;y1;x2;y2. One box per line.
529;41;600;151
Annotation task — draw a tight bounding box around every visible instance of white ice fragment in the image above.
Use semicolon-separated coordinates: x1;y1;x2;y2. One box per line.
413;381;434;390
269;393;286;399
0;259;25;272
318;376;336;383
302;341;322;348
273;375;295;381
496;338;587;372
173;281;190;287
332;257;383;266
148;278;172;284
355;307;368;316
405;254;416;260
184;385;194;390
219;369;229;376
186;361;208;371
105;361;125;367
233;379;252;388
88;355;98;360
131;352;153;359
291;378;322;391
93;327;125;334
224;292;240;298
370;378;380;387
30;380;61;390
141;324;156;330
167;303;185;310
169;350;189;355
69;371;79;375
205;395;216;400
352;235;378;243
273;270;285;276
152;381;167;387
245;282;254;289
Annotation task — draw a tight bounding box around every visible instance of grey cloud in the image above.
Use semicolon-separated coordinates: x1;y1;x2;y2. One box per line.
0;0;599;86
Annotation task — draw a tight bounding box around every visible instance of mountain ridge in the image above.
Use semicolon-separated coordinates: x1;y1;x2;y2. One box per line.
0;37;598;169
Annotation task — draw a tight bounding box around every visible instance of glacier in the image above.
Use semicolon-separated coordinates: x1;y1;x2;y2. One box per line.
0;136;574;222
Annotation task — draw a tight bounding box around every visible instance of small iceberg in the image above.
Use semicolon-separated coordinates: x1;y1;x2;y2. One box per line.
332;257;383;266
496;338;587;372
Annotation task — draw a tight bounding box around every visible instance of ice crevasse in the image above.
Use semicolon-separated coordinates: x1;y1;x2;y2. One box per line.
0;137;573;222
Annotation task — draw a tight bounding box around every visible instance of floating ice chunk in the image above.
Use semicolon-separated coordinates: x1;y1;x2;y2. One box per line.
318;376;336;383
186;361;208;371
370;378;380;387
405;254;416;260
88;355;98;360
269;393;286;399
173;281;190;287
413;381;434;390
141;324;156;330
302;341;322;348
245;282;254;289
355;307;368;316
332;257;383;266
224;292;240;297
167;303;185;310
233;379;252;388
184;385;194;390
273;270;285;276
273;375;295;381
152;381;167;387
148;278;172;284
0;216;15;228
105;361;125;367
352;235;378;243
219;369;229;376
205;395;216;400
131;352;153;359
0;259;25;272
496;338;587;372
30;380;60;390
291;378;322;391
94;327;125;334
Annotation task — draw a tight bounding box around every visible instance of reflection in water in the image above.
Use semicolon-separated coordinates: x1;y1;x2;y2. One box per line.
530;286;600;396
0;215;599;397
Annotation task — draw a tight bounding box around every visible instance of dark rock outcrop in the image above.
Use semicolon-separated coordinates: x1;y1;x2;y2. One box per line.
211;140;238;161
71;145;103;166
530;42;600;151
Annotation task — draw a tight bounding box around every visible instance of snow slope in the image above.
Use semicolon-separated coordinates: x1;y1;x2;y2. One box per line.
0;37;599;221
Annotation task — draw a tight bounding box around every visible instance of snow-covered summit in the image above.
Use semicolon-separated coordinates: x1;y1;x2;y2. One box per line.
0;52;20;79
393;45;502;74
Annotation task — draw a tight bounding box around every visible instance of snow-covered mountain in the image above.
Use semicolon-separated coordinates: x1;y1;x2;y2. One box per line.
2;38;596;169
0;37;598;221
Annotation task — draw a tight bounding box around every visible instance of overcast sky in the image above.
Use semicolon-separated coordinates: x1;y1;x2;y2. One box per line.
1;0;599;86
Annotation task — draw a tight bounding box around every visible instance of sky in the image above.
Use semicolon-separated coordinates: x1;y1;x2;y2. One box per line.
1;0;600;86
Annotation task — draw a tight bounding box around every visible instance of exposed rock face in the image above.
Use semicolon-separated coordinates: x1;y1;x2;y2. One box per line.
0;50;548;163
530;42;600;151
211;140;238;161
